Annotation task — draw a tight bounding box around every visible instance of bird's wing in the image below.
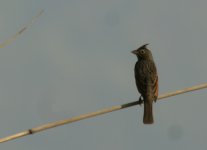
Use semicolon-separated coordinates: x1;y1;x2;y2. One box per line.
153;75;159;101
145;61;158;101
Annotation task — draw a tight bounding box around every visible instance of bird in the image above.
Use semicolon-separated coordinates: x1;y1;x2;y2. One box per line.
131;44;158;124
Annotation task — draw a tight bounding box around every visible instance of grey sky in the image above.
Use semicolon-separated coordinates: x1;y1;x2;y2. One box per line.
0;0;207;149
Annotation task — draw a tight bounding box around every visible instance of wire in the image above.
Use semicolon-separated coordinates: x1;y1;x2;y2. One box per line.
0;10;44;48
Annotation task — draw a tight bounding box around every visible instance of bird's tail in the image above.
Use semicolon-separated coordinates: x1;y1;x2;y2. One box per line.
143;102;154;124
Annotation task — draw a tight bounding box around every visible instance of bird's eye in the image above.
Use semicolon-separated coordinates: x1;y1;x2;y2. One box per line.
140;50;145;54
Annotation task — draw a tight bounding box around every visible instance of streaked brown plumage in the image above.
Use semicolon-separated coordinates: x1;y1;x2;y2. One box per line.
132;44;158;124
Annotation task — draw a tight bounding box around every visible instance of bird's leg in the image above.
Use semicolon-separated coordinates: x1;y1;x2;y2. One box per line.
138;96;144;105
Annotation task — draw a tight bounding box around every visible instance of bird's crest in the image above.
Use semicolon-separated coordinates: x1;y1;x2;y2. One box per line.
138;44;149;50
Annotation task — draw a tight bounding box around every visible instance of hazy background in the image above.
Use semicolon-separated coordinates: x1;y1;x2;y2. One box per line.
0;0;207;149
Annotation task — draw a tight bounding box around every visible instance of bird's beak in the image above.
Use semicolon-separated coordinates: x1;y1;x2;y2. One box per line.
131;50;138;55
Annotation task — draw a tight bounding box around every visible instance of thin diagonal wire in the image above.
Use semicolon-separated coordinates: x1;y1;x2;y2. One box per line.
0;10;44;48
0;82;207;143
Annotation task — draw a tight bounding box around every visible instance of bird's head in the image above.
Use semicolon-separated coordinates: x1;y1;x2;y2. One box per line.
131;44;153;60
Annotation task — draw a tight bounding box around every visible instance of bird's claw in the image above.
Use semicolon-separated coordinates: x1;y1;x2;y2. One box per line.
138;96;144;105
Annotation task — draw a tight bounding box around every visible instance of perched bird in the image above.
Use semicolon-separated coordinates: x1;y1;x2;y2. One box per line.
132;44;158;124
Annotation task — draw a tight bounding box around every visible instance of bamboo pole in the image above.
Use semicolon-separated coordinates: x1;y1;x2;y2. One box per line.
0;82;207;143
